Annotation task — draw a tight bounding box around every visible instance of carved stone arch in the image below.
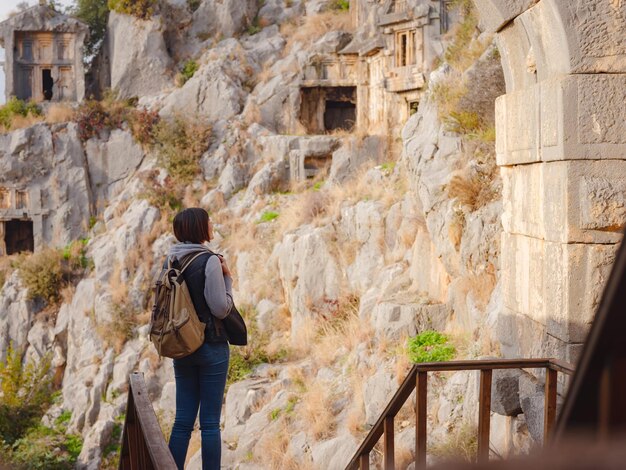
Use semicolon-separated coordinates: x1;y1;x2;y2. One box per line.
471;0;626;362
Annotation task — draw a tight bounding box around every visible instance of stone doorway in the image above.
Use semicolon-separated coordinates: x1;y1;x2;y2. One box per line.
42;68;53;100
300;86;357;134
3;220;34;255
304;154;332;179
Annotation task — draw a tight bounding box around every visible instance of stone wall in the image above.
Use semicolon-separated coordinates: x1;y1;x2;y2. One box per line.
474;0;626;363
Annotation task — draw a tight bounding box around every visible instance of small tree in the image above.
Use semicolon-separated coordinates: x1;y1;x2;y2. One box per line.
69;0;110;59
0;345;53;445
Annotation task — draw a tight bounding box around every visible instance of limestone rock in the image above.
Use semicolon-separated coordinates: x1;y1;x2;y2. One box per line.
107;12;174;98
329;136;387;184
76;418;114;470
0;271;36;361
85;129;145;201
363;368;395;426
0;123;92;250
275;225;342;333
491;369;522;416
245;160;290;197
190;0;259;40
310;433;358;470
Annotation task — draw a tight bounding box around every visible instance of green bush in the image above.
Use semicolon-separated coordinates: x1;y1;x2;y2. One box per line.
17;243;92;304
0;98;41;131
16;249;64;303
187;0;201;12
179;59;199;85
154;115;212;186
332;0;350;10
70;0;110;58
107;0;156;19
258;211;279;223
407;331;456;363
0;345;53;445
7;425;82;470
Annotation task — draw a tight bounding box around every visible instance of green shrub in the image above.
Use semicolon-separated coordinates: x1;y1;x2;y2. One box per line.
16;249;64;303
7;425;82;470
0;345;53;445
107;0;156;19
74;99;125;141
179;60;199;85
128;107;160;145
70;0;110;58
258;211;279;223
154;115;212;186
139;170;184;214
332;0;350;10
17;244;91;304
0;98;41;131
187;0;201;12
407;331;456;363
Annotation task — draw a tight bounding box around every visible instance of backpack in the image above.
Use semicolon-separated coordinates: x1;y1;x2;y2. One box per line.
149;252;207;358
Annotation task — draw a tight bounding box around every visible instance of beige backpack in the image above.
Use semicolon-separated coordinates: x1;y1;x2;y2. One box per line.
149;252;206;358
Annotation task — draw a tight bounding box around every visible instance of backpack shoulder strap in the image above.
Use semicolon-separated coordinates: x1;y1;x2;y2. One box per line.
180;251;213;273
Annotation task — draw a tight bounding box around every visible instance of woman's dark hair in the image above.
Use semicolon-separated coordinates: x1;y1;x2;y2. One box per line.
173;208;210;244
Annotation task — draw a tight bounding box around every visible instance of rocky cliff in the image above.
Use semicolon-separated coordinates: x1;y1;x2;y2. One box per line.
0;1;541;469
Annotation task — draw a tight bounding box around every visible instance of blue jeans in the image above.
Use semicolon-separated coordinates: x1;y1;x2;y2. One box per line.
168;342;230;470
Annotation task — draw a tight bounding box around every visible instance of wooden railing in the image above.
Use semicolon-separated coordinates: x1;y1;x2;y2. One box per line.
119;372;177;470
345;358;575;470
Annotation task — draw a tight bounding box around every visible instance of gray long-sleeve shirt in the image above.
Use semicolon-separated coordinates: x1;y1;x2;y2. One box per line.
168;243;233;319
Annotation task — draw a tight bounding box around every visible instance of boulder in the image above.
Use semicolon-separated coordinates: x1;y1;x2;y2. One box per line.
491;369;522;416
107;12;174;98
245;161;290;197
310;433;358;470
329;135;387;184
190;0;259;39
363;368;395;426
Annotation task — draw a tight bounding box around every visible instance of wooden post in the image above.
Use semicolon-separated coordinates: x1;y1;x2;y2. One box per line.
477;370;492;463
544;368;558;443
383;416;394;470
359;453;369;470
415;371;427;467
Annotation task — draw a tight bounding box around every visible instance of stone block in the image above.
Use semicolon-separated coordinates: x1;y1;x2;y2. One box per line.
502;232;616;344
473;0;536;33
495;85;539;166
491;369;522;416
494;18;534;93
497;75;626;166
502;160;626;244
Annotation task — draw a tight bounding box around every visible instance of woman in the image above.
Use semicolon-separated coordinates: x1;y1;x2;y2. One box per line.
167;207;233;470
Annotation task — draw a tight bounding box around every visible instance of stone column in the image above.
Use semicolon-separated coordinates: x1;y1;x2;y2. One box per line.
0;221;5;256
474;0;626;363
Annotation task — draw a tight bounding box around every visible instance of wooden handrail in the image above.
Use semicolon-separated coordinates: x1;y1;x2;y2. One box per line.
345;358;574;470
119;372;177;470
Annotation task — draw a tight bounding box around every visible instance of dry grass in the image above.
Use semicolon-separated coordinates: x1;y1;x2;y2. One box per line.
345;370;368;437
7;114;44;130
281;11;353;56
253;420;312;470
45;104;75;124
300;378;337;440
430;421;478;463
456;266;497;311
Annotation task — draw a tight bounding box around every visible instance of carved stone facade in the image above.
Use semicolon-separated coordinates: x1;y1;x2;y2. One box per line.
0;186;45;256
474;0;626;363
0;4;88;103
297;0;449;137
